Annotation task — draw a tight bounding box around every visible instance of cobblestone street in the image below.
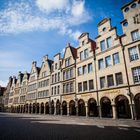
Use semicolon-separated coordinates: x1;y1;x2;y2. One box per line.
0;113;140;140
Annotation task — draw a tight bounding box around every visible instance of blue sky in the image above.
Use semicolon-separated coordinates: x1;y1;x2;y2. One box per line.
0;0;131;86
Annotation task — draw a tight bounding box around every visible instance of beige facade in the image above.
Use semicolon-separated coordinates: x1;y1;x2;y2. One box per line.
50;53;62;115
4;0;140;120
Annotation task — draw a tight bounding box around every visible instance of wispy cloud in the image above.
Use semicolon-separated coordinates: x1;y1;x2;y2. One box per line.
0;0;91;40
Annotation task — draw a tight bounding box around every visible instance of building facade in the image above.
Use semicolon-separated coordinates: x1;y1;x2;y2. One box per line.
4;0;140;120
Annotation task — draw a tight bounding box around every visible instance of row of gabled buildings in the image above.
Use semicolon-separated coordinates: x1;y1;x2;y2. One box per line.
2;0;140;119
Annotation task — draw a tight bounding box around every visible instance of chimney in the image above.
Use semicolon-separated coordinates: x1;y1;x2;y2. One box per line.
32;61;37;67
43;55;48;62
67;43;70;47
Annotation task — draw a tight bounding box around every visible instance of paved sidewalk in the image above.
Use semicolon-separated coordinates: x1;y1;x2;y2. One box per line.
1;112;140;128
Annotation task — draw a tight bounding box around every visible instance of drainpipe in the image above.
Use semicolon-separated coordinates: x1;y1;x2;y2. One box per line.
119;37;136;120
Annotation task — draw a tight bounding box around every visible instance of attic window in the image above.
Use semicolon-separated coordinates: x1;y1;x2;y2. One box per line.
82;41;84;45
124;7;129;12
123;21;128;27
102;27;106;32
131;3;136;8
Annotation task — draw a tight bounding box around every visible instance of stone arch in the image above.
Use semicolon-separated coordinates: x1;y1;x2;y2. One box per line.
69;100;76;116
45;102;49;114
62;101;67;115
78;99;86;116
25;104;28;113
100;97;112;118
88;98;98;117
29;104;32;113
134;93;140;119
33;103;36;113
51;100;54;115
41;102;44;114
56;100;61;115
36;103;39;114
115;95;131;118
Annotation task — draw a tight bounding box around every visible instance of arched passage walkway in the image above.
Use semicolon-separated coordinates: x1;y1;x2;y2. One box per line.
25;104;28;113
62;101;67;115
45;102;49;114
36;103;39;114
88;98;98;117
33;103;36;114
29;104;32;113
69;100;76;116
115;95;131;119
100;97;112;118
23;105;25;113
78;99;86;116
56;100;61;115
51;100;54;115
134;93;140;119
41;103;44;114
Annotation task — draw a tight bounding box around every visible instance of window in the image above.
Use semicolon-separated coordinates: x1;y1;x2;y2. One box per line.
84;49;88;59
78;67;82;76
128;47;139;61
83;65;87;74
123;21;128;27
83;81;87;91
100;77;105;89
98;59;104;70
82;41;84;45
89;80;94;90
80;51;84;60
58;86;60;94
52;75;54;83
58;72;60;81
63;84;66;93
65;58;70;67
100;40;106;51
55;73;57;82
131;30;140;41
132;67;140;83
124;7;129;12
70;83;73;92
54;87;56;95
105;56;112;67
106;37;112;48
107;75;114;87
55;63;57;69
113;53;120;65
102;27;106;32
70;69;73;78
88;63;93;73
131;3;136;8
63;72;65;80
66;84;69;93
115;73;123;85
52;87;53;95
78;83;82;92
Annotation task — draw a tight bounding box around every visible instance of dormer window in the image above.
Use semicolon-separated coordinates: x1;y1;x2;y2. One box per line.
82;41;84;46
131;3;136;8
65;58;70;67
123;21;128;27
124;7;129;13
55;63;57;70
102;27;106;32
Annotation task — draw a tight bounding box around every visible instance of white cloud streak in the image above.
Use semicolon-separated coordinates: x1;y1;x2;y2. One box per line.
0;0;91;40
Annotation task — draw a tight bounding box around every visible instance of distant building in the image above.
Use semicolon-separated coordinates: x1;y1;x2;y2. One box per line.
0;86;6;112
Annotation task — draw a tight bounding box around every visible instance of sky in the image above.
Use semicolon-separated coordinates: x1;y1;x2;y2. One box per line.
0;0;131;87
